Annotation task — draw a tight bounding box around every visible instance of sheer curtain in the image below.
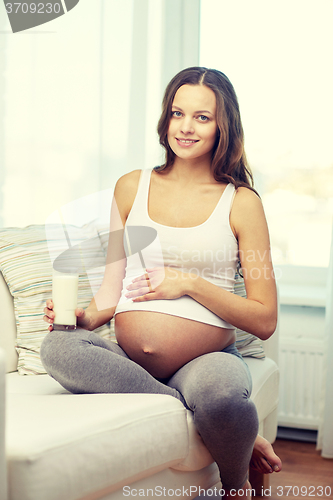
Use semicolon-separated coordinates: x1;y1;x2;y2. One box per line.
317;223;333;458
0;0;200;228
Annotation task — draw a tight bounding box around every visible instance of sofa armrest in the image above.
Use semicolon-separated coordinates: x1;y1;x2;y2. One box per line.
0;348;7;500
0;271;18;373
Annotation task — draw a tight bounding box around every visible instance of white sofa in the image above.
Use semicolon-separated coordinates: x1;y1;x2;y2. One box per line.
0;224;280;500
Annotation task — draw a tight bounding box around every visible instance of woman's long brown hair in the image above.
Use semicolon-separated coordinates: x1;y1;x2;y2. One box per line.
156;67;257;193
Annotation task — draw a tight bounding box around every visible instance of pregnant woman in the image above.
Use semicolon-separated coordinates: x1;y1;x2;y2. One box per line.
41;67;281;498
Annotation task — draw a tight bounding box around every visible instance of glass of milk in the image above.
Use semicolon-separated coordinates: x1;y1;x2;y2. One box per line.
52;270;78;330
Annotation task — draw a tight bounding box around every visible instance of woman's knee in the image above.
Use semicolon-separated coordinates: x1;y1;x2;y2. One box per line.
189;355;257;427
40;330;67;371
195;386;259;440
188;353;250;397
40;330;86;372
198;383;246;416
40;330;94;393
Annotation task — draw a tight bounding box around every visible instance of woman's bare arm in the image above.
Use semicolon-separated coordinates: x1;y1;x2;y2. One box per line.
79;171;142;330
185;187;278;339
44;170;142;331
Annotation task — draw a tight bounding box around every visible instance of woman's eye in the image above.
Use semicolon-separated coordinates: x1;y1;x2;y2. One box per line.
198;115;209;122
172;111;182;117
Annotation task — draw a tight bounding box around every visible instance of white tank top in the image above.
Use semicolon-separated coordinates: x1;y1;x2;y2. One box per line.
114;168;239;330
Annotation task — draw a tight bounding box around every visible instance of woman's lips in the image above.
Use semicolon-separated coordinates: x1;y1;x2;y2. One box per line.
175;138;199;147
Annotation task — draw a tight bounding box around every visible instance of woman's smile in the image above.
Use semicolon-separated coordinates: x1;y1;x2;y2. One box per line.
175;137;199;147
167;84;217;163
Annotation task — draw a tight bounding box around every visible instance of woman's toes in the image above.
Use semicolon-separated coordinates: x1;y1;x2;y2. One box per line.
251;436;282;473
262;441;282;471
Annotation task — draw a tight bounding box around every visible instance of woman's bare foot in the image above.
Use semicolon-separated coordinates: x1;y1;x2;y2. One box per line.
250;435;282;474
224;480;253;499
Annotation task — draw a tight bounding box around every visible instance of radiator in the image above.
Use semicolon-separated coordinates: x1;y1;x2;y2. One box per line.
278;339;325;429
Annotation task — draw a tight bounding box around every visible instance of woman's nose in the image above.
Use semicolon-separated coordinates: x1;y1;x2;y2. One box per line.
180;117;194;134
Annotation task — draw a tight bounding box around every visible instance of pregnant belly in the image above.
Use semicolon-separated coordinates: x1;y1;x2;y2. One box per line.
115;311;235;379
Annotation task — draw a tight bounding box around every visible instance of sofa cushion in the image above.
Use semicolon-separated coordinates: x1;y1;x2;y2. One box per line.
245;356;280;419
6;388;189;500
6;351;279;481
0;225;112;375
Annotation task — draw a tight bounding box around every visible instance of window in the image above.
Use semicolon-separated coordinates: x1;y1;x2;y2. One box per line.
0;0;163;227
200;0;333;267
0;0;200;229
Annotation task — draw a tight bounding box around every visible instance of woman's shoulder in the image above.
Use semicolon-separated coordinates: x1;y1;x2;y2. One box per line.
233;185;262;208
114;170;143;218
115;169;142;191
231;185;266;229
114;169;144;198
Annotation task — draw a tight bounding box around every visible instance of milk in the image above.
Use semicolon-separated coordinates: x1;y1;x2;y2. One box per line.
52;271;78;326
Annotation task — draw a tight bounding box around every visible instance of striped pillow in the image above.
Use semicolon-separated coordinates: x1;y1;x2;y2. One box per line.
0;224;114;375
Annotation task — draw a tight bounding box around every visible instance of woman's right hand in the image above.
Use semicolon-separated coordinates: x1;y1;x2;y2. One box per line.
43;300;91;331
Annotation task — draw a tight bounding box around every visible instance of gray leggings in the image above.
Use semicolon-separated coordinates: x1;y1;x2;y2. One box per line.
40;329;258;490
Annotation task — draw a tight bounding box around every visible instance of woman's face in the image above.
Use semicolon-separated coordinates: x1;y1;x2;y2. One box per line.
167;84;218;164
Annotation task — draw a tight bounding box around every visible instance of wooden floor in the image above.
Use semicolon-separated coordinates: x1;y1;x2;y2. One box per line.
266;438;333;500
198;438;333;500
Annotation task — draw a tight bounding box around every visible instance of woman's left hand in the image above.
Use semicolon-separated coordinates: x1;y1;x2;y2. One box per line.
125;267;191;302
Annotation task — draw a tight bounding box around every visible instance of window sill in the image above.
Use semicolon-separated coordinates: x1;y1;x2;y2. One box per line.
276;265;327;308
279;284;326;307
